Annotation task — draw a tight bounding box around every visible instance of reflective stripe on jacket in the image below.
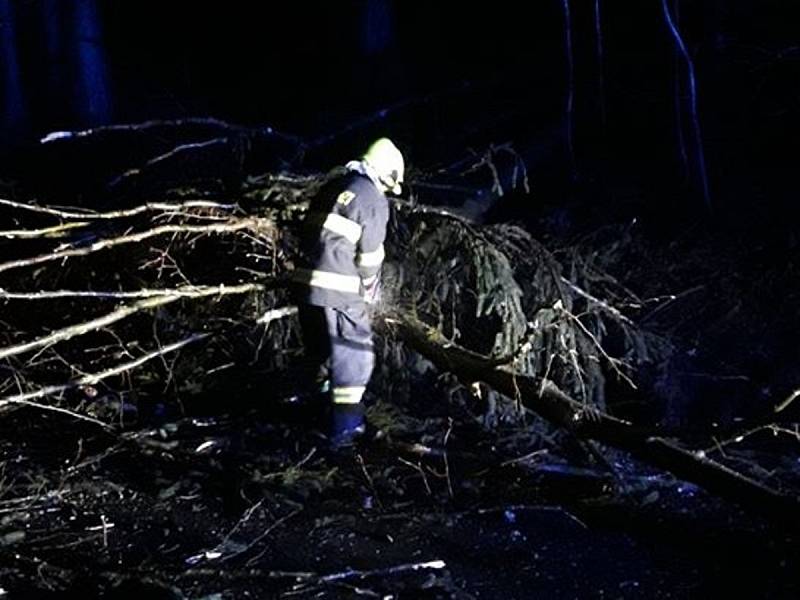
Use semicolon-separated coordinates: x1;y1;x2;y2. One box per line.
293;169;389;309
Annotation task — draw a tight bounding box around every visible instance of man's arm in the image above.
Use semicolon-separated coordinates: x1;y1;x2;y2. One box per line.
355;193;389;303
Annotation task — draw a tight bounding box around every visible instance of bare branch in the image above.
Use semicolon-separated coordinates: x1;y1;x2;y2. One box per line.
775;389;800;413
0;284;265;301
0;197;238;221
0;283;261;361
0;221;90;239
555;302;637;389
317;560;446;584
0;398;110;428
0;219;265;276
560;276;635;326
0;333;209;424
256;306;298;324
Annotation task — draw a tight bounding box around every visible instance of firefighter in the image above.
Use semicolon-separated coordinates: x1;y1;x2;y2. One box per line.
292;138;404;447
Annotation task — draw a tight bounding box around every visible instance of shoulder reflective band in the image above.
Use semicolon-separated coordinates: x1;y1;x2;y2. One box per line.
322;213;362;245
333;386;366;404
294;269;361;294
357;243;385;268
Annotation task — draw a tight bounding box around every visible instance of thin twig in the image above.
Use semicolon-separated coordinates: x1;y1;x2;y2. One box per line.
0;197;238;221
0;219;263;276
0;334;209;424
555;303;637;390
500;449;549;467
211;498;267;557
0;284;259;361
241;509;303;566
0;221;90;239
0;285;264;301
356;453;383;510
317;560;446;584
775;389;800;413
640;284;705;323
107;139;225;189
443;418;455;499
398;457;433;496
256;306;299;324
559;276;635;326
0;399;108;428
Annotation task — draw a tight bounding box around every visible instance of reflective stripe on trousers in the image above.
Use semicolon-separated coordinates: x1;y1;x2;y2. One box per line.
332;386;366;404
293;268;361;294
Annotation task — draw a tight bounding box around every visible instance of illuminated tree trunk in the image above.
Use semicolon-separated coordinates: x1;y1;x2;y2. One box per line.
0;0;26;132
72;0;112;125
661;0;711;210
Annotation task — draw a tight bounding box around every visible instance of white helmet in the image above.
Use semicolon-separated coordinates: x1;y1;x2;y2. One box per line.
363;138;404;195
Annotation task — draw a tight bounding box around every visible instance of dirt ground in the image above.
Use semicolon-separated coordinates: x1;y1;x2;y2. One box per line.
1;392;798;599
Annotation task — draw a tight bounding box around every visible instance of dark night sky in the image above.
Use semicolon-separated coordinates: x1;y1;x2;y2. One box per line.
2;1;800;227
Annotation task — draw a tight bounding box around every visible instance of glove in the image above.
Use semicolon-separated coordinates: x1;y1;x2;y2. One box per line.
362;274;381;305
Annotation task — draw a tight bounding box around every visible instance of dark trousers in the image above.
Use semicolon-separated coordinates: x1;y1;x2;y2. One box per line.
297;304;374;405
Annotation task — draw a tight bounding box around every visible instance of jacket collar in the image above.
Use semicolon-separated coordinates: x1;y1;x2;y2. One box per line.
345;160;383;191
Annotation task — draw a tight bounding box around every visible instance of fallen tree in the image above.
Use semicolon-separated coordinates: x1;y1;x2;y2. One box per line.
0;130;798;533
393;314;800;521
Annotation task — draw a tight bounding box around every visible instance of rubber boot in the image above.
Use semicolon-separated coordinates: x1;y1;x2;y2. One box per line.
328;403;366;450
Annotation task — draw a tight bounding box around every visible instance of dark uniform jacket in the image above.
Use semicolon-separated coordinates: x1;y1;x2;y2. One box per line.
293;167;389;309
